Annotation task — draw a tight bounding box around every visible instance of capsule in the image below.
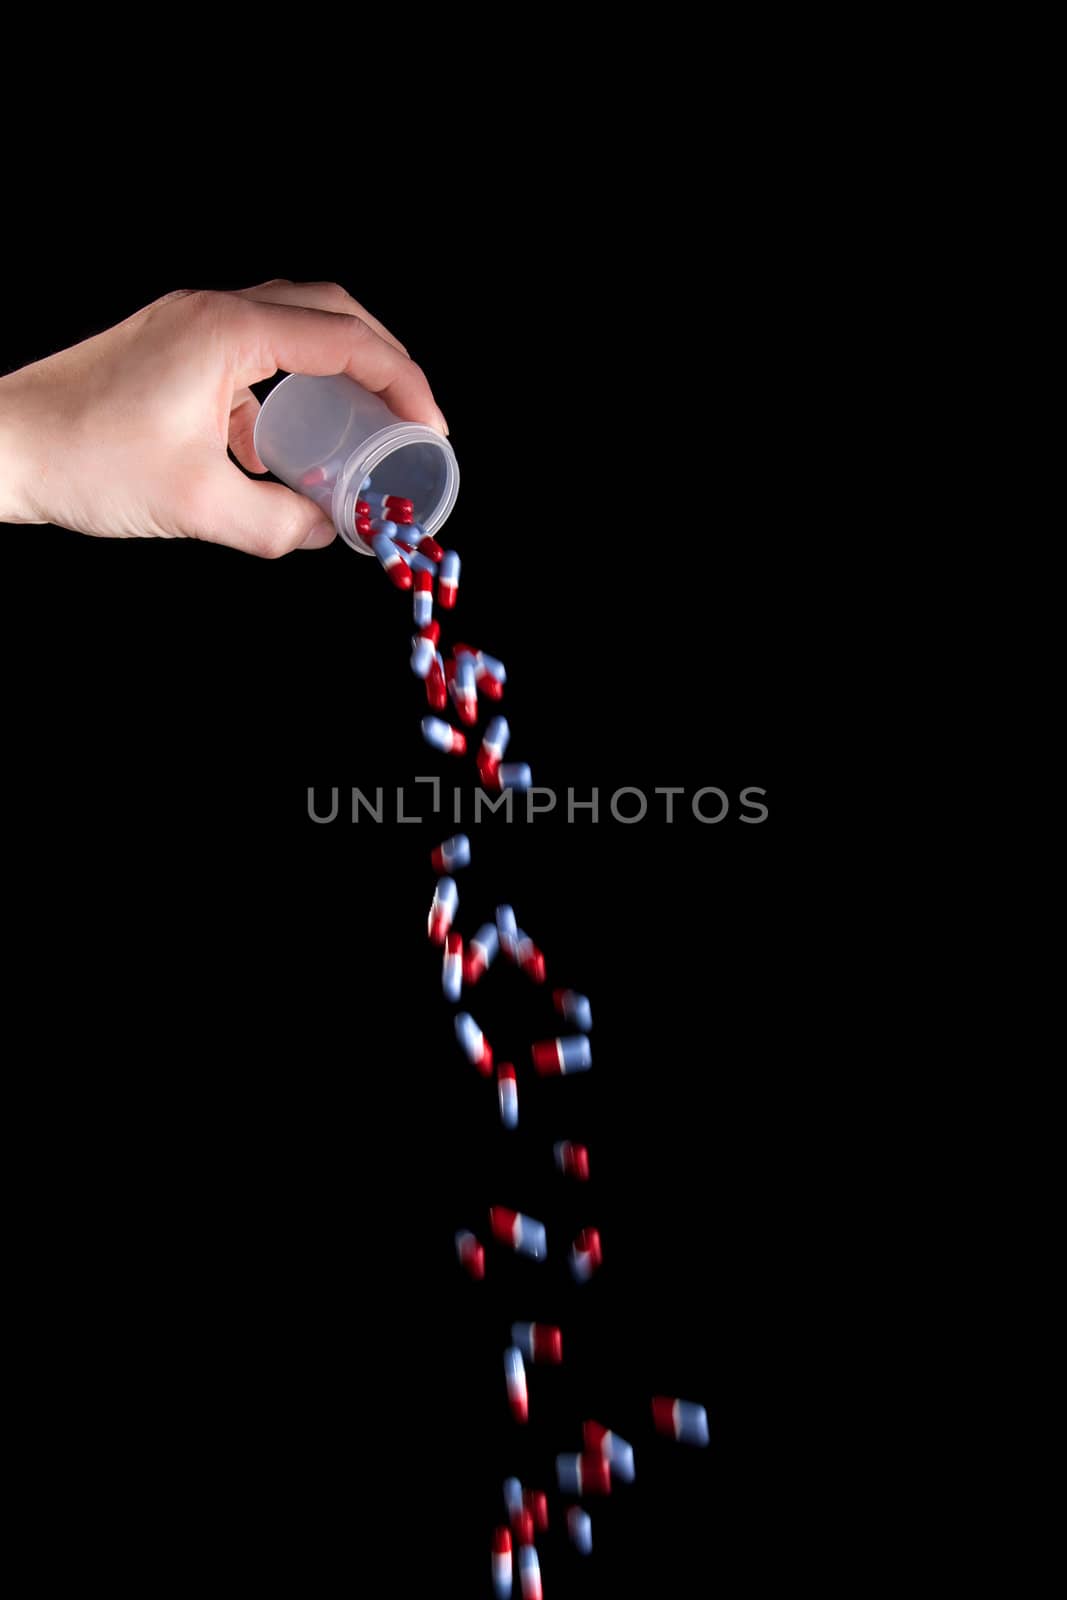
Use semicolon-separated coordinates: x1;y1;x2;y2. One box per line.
496;904;518;961
568;1227;602;1283
363;488;386;506
523;1489;548;1533
450;651;478;726
553;989;592;1032
426;652;448;711
583;1421;635;1482
355;516;374;541
499;763;533;791
430;833;470;873
531;1036;592;1076
407;549;438;575
518;1546;541;1600
428;876;458;944
513;1508;535;1547
463;922;500;984
504;1477;524;1522
442;932;463;1002
489;1206;547;1261
481;716;510;762
439;549;460;608
553;1141;591;1181
513;931;546;983
504;1346;528;1423
651;1397;709;1446
421;716;466;756
417;533;444;562
477;650;507;686
491;1528;512;1599
359;475;373;492
456;1012;493;1075
371;532;413;590
556;1452;611;1496
410;633;434;678
510;1323;562;1364
567;1506;593;1555
413;568;434;627
498;1063;519;1130
384;493;413;514
376;518;398;539
454;1229;485;1280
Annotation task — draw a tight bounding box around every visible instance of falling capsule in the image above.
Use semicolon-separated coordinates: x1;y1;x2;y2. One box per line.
510;1323;562;1364
454;1230;485;1280
651;1397;710;1446
489;1206;547;1261
428;877;458;944
463;922;500;984
439;549;461;608
504;1346;528;1423
556;1452;611;1496
553;989;592;1031
421;716;466;756
568;1227;602;1283
491;1528;512;1599
413;568;434;627
455;1012;493;1075
518;1545;542;1600
430;833;470;873
553;1141;591;1181
371;532;412;589
584;1421;635;1483
442;932;463;1002
498;1063;519;1129
531;1036;592;1076
567;1506;593;1554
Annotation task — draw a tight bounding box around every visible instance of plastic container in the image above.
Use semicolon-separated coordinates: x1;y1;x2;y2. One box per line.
253;373;459;555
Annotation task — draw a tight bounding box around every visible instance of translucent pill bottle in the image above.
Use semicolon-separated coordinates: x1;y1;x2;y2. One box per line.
253;373;459;555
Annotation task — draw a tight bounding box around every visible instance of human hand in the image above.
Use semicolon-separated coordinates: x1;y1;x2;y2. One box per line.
0;280;448;556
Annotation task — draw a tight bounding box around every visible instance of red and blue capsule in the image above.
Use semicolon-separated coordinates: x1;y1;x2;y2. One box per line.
556;1452;611;1496
567;1506;593;1554
426;652;448;711
531;1036;592;1076
413;568;434;627
584;1420;635;1482
499;763;532;790
414;529;444;562
523;1489;548;1533
510;1323;562;1364
442;932;463;1002
371;532;412;589
517;1545;542;1600
489;1206;547;1261
553;989;593;1031
431;833;470;873
553;1141;591;1181
384;495;413;523
568;1227;603;1283
455;1012;493;1075
450;651;478;726
513;931;546;983
504;1478;525;1523
491;1528;512;1599
438;549;460;608
498;1062;519;1130
421;716;466;756
478;717;510;788
504;1346;528;1423
410;633;434;678
651;1397;710;1446
454;1230;485;1280
496;904;518;960
463;922;499;984
428;876;458;944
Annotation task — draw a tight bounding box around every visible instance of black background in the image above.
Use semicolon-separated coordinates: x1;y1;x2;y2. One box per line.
2;92;838;1595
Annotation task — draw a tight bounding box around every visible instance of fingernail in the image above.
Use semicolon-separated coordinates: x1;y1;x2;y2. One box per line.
298;519;336;550
434;407;450;438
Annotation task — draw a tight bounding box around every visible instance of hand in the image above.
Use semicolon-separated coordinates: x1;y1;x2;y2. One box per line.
0;280;449;556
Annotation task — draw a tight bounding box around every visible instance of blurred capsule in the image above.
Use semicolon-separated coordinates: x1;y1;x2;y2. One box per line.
518;1545;542;1600
371;532;412;589
408;550;438;575
556;1452;611;1496
553;989;592;1031
511;1323;562;1364
456;1012;493;1075
426;652;448;711
481;716;510;761
523;1489;548;1532
513;931;546;983
584;1421;635;1483
463;923;499;984
428;877;458;944
651;1397;709;1446
568;1227;603;1283
413;568;434;627
431;833;470;873
513;1508;534;1547
491;1528;512;1599
454;1230;485;1280
477;650;507;685
499;763;532;790
439;549;461;608
489;1206;547;1260
498;1063;519;1130
410;634;434;678
363;488;385;506
421;716;466;756
553;1141;591;1181
567;1506;593;1554
504;1346;528;1423
496;904;518;960
504;1478;524;1522
531;1036;592;1076
442;932;463;1002
450;652;478;726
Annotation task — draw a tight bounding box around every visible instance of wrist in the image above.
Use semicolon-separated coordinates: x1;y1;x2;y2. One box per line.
0;372;49;524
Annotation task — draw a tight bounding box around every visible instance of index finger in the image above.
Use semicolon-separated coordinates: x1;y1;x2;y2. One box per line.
226;297;448;435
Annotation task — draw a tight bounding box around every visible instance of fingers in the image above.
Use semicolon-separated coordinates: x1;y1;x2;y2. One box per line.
221;295;448;436
187;456;337;558
228;387;266;474
235;279;410;356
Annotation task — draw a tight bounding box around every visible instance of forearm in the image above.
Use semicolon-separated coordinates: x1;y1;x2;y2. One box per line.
0;372;48;525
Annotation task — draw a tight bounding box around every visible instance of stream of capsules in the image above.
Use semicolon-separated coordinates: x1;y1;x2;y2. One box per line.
357;482;709;1597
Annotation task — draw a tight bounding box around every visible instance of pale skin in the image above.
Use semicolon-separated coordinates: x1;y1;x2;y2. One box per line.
0;280;448;557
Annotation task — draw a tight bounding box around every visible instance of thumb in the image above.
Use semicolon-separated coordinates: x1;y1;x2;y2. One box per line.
192;459;337;557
